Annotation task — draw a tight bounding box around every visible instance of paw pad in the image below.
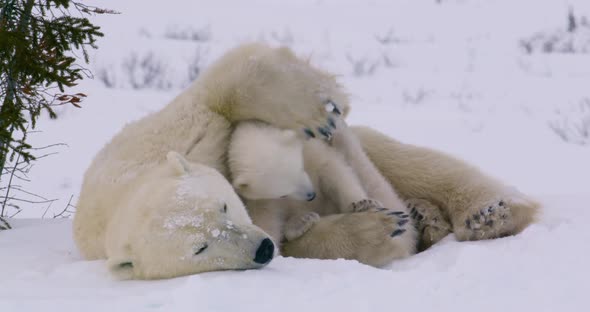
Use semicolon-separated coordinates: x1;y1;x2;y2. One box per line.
350;199;384;213
464;200;513;239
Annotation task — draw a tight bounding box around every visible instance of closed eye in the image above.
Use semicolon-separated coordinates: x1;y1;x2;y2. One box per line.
194;243;208;255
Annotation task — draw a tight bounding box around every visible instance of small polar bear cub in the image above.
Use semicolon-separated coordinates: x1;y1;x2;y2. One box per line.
228;121;412;244
229;121;316;202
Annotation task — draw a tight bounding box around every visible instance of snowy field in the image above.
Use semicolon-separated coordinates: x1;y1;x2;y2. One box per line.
1;0;590;311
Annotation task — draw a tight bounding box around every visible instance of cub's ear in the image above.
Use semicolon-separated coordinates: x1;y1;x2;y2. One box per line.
107;257;135;280
167;151;191;175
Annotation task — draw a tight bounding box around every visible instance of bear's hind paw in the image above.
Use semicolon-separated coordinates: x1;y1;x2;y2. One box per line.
463;200;514;240
406;198;451;250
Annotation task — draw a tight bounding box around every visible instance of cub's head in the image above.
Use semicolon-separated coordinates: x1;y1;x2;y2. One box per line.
229;122;316;201
106;152;275;280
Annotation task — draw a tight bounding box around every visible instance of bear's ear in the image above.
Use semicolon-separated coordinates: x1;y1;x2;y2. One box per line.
276;46;296;59
107;257;135;280
167;151;191;175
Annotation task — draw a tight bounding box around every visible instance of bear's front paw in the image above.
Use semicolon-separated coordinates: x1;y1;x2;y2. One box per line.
302;100;345;141
406;198;451;251
349;199;385;213
284;212;321;242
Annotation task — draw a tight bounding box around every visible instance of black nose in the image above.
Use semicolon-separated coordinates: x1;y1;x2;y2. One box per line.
306;192;316;201
253;238;274;264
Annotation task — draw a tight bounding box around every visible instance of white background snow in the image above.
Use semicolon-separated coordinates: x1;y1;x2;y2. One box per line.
1;0;589;311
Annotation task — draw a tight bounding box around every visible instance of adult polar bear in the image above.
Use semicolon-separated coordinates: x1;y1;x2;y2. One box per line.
74;43;353;279
74;43;539;279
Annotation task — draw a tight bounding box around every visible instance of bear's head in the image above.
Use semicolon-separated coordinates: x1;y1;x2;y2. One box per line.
229;122;316;202
106;152;275;280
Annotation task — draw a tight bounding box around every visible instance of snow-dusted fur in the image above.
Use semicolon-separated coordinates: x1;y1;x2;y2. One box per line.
104;152;274;279
229;121;416;267
73;43;348;279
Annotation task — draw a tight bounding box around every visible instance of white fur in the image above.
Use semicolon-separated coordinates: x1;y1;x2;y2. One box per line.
104;152;271;279
228;120;416;265
73;43;348;279
229;122;314;201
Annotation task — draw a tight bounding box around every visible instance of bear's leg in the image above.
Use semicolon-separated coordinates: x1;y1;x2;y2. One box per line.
282;210;416;267
303;140;372;213
352;126;540;242
204;44;349;140
405;198;451;251
283;212;320;242
330;121;407;213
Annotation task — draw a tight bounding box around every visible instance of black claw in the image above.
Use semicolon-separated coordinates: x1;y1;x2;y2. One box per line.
324;100;339;115
398;219;409;226
328;117;336;129
304;128;315;138
333;106;342;115
317;127;332;139
391;229;406;237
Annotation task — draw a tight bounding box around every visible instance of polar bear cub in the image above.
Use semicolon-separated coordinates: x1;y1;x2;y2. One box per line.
230;121;316;201
228;121;414;250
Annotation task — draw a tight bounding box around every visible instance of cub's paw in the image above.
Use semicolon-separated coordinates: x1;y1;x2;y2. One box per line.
284;212;321;242
406;198;451;251
352;209;416;266
349;199;384;213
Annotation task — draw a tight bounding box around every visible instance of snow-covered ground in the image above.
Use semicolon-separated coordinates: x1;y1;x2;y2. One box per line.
1;0;589;311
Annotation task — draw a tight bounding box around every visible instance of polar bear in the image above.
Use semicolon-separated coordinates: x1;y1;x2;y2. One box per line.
229;119;540;257
229;121;316;202
103;151;275;279
229;120;417;265
73;43;350;279
74;43;539;277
